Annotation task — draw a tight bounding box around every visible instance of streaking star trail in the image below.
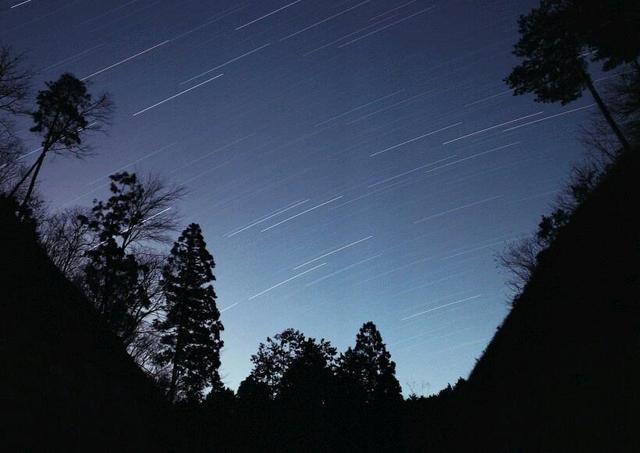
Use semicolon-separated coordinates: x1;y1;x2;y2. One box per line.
2;0;599;397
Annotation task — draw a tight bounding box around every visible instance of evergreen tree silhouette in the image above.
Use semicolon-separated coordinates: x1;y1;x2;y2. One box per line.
505;0;633;152
337;321;402;405
9;73;111;207
154;223;224;403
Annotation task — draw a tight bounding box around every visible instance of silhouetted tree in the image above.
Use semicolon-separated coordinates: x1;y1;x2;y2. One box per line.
80;172;182;345
83;234;150;342
154;224;224;403
39;206;94;280
248;328;335;399
594;67;640;151
0;46;30;193
237;375;271;404
235;375;273;450
274;337;337;451
1;195;176;451
571;0;640;72
337;321;402;405
278;338;336;406
505;0;633;152
127;325;165;374
83;172;183;246
204;386;235;414
0;45;30;119
0;133;22;193
10;73;111;207
499;160;603;294
498;238;541;293
537;208;571;245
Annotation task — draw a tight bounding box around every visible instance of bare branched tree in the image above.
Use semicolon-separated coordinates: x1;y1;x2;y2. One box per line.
39;206;95;280
128;327;165;373
500;135;612;296
128;250;167;328
498;238;542;294
582;68;640;158
0;46;31;193
0;45;30;119
0;132;24;192
120;174;185;248
581;115;623;162
126;250;169;372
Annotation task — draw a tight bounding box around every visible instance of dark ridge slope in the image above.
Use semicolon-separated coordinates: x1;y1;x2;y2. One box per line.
417;150;640;452
0;200;172;451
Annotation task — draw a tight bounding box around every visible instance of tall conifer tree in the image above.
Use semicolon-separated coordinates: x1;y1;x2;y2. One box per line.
155;223;224;402
337;321;402;404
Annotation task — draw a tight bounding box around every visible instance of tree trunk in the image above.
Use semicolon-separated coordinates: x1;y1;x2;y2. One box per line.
168;331;184;403
582;70;632;153
20;149;46;210
8;151;42;199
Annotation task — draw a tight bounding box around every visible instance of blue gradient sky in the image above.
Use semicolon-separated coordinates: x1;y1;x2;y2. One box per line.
1;0;596;395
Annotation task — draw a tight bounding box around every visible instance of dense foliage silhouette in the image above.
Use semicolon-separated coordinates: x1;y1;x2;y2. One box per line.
154;223;224;403
505;0;636;152
10;73;111;208
80;172;181;347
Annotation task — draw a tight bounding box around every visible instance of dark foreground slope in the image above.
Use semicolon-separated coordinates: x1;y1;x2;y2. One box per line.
0;200;172;451
407;150;640;452
1;151;638;452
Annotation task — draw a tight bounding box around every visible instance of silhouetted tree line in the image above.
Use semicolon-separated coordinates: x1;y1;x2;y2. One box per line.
0;48;225;402
1;47;405;445
3;0;640;449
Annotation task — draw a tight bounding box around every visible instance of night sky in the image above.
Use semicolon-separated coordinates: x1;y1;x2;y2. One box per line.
1;0;598;395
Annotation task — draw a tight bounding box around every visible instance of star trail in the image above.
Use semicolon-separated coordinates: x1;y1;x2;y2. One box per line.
1;0;597;395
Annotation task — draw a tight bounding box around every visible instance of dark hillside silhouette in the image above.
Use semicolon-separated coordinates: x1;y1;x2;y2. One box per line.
405;148;640;452
0;197;171;451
